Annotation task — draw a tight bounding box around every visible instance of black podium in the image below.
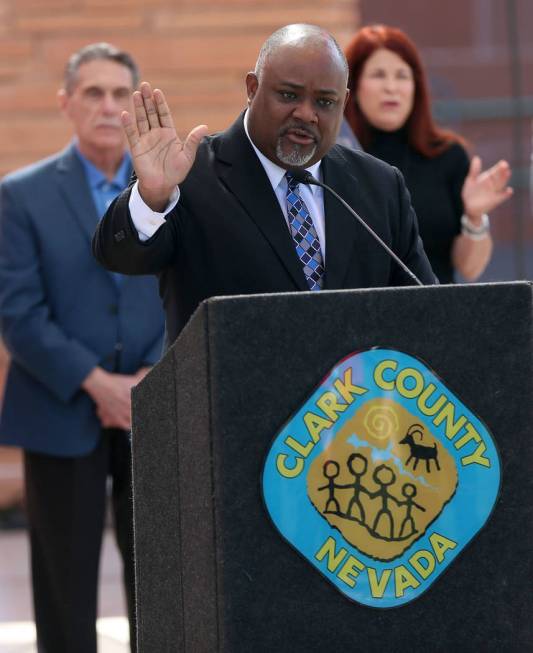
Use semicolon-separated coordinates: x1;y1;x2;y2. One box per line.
131;282;532;652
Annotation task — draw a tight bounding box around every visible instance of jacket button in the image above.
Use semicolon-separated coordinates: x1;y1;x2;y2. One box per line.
108;304;118;315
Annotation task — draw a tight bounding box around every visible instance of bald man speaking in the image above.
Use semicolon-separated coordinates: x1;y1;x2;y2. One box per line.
93;24;435;345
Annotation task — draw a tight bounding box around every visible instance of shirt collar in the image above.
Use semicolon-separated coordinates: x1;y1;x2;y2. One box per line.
243;111;322;195
74;142;131;190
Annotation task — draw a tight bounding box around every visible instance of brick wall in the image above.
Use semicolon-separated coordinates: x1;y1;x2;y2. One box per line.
0;0;360;178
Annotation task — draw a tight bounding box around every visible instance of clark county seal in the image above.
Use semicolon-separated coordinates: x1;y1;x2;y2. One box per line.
262;348;500;608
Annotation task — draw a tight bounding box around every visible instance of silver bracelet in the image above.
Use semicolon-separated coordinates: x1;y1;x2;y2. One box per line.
461;213;490;240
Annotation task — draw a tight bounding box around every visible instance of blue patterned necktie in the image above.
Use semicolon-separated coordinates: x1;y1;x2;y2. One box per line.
286;172;324;290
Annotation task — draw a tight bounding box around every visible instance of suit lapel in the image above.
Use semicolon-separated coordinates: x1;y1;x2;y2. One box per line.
55;144;133;292
322;149;362;289
215;116;308;291
215;120;366;291
55;144;100;242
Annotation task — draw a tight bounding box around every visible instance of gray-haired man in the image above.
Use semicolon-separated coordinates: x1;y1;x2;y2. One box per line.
0;43;164;652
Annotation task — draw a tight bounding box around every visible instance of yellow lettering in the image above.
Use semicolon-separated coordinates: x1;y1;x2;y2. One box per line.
430;532;457;563
374;359;397;391
433;403;467;440
368;567;392;598
455;424;490;467
276;454;304;478
315;537;347;572
454;422;480;449
396;368;424;399
316;391;348;422
461;441;490;468
394;565;420;597
284;435;314;458
337;555;365;588
409;549;435;580
333;368;368;404
417;383;447;416
303;412;333;443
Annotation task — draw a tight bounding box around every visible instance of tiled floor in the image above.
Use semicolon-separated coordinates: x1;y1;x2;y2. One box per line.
0;528;130;652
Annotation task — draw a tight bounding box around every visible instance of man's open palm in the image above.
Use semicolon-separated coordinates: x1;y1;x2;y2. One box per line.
121;82;208;208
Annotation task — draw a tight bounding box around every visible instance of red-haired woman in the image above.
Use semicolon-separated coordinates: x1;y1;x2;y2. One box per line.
343;24;513;283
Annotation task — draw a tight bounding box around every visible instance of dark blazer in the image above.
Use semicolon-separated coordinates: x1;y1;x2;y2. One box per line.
0;144;165;456
93;114;435;345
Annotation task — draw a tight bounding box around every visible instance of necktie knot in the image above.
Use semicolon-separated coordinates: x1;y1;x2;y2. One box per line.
285;171;301;193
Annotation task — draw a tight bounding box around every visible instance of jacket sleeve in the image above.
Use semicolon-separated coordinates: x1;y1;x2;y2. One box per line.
0;180;100;402
140;328;164;367
391;167;438;286
93;183;178;275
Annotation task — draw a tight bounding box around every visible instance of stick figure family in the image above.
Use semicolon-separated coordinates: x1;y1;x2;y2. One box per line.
317;452;426;541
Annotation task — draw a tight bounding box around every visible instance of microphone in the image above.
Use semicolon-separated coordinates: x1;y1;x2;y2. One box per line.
287;167;423;286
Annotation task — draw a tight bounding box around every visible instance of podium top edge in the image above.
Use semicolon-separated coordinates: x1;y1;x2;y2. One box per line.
157;279;531;361
201;280;532;306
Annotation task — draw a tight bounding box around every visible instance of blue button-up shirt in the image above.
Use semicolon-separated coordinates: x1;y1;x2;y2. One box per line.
76;145;131;286
76;146;131;219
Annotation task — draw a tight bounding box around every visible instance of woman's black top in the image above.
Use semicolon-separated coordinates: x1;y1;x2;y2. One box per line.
365;127;470;284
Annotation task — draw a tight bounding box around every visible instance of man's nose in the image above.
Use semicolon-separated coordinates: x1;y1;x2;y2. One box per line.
101;93;120;113
292;98;318;123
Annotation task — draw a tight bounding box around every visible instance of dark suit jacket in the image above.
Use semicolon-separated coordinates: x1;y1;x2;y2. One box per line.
0;144;165;456
93;114;435;345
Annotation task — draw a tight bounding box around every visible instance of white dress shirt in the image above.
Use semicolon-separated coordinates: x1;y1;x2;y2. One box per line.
129;112;327;259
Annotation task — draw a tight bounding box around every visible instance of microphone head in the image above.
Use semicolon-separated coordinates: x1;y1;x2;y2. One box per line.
286;167;319;186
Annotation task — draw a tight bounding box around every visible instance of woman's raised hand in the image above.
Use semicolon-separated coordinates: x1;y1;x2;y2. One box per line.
461;156;513;222
122;82;208;211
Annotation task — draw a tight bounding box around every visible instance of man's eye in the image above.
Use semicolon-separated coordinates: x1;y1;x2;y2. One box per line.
84;88;103;99
279;91;297;100
317;98;335;108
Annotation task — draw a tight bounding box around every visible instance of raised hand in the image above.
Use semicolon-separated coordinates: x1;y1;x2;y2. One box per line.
461;156;513;222
122;81;209;211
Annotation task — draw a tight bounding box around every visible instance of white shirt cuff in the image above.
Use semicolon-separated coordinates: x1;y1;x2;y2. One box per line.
129;181;180;241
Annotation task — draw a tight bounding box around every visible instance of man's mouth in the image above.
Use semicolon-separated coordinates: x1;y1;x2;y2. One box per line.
281;126;318;146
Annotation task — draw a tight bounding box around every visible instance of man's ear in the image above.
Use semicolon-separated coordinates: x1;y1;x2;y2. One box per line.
245;72;258;104
57;88;68;113
343;88;350;110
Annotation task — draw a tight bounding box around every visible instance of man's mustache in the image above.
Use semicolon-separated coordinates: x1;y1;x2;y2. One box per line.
96;122;122;128
279;123;319;141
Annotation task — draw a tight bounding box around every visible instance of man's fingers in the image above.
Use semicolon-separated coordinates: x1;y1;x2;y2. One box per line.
141;82;162;130
153;88;175;130
183;124;209;161
121;111;139;149
133;90;150;135
98;411;131;430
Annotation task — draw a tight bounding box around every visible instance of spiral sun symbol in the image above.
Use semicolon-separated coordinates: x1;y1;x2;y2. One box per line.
364;405;400;441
